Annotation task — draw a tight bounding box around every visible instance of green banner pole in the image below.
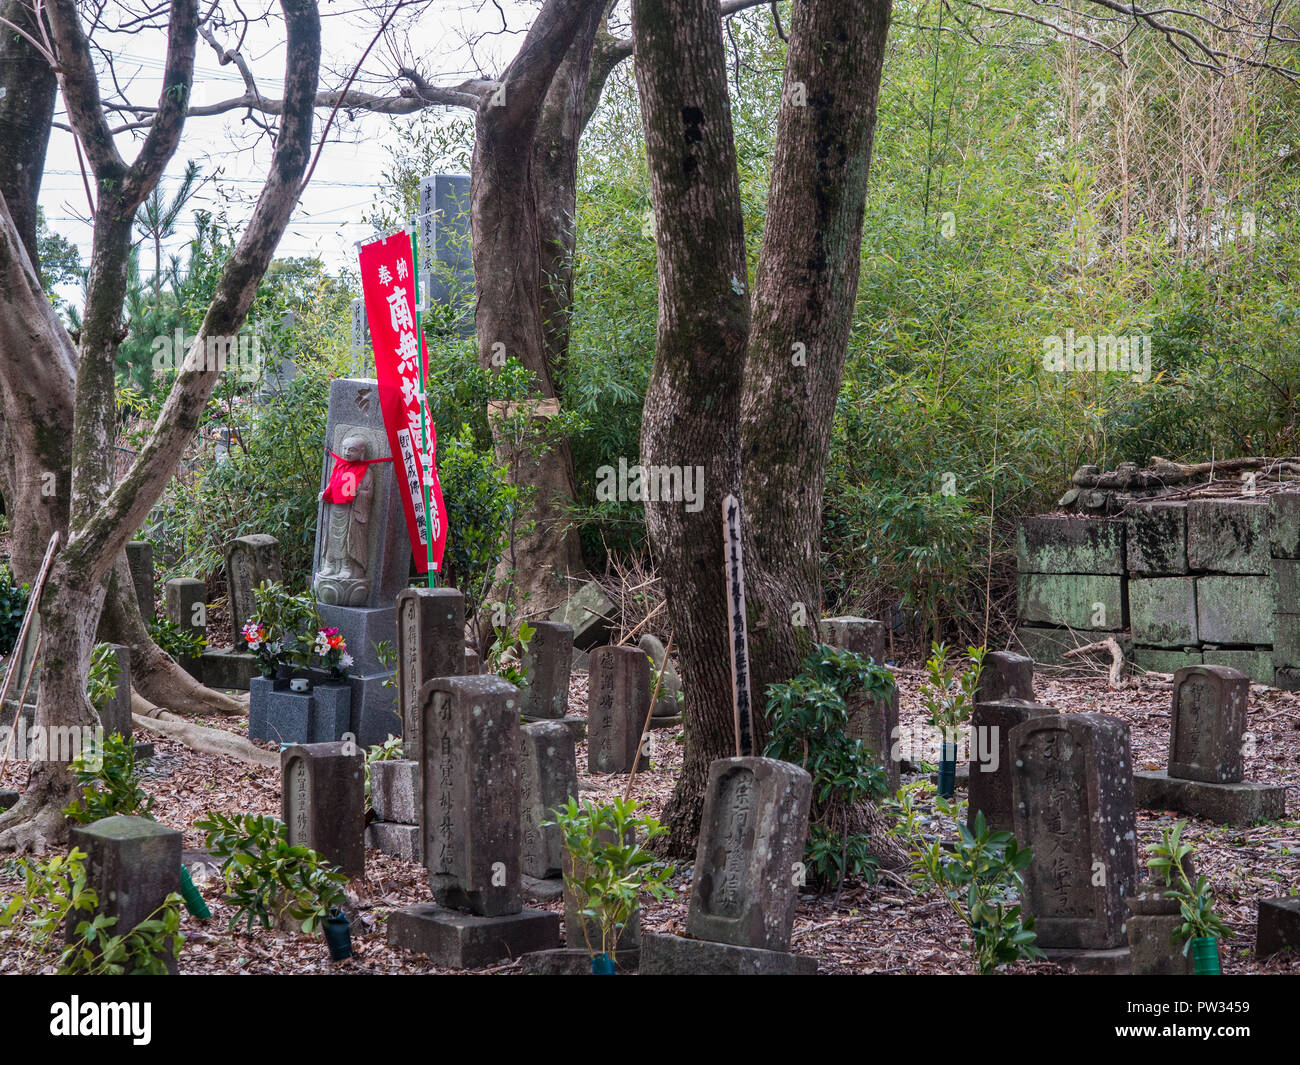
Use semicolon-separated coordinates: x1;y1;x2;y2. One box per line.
410;227;437;589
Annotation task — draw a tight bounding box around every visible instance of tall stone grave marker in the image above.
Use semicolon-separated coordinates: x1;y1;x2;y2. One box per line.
224;534;283;636
281;741;366;878
1010;713;1138;951
386;675;560;966
643;757;817;974
164;577;207;677
820;616;886;662
396;587;465;757
587;645;649;774
126;540;155;620
967;698;1056;833
977;650;1035;703
518;621;574;721
519;720;578;879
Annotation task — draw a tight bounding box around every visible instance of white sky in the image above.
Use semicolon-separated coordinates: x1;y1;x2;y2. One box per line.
39;0;551;281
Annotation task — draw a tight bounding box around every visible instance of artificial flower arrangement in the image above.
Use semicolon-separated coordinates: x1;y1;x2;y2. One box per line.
313;627;354;681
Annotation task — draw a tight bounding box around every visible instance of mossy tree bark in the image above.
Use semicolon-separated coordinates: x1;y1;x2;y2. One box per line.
633;0;893;855
0;0;321;850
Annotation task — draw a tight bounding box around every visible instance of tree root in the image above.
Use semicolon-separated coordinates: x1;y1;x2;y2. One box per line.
0;773;77;853
132;694;274;769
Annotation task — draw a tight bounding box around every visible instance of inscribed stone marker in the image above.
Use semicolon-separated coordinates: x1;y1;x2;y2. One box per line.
1169;665;1248;784
519;621;574;720
281;741;365;877
397;587;466;757
520;720;579;879
587;645;650;774
224;534;283;635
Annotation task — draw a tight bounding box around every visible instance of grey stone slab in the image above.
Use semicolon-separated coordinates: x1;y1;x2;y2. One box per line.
976;651;1035;703
550;582;616;651
421;674;523;916
639;633;683;717
1274;614;1300;668
397;587;465;757
224;534;283;636
520;721;578;879
1133;769;1286;824
1270;493;1300;559
520;947;640;975
318;604;395;678
1168;665;1248;783
686;756;813;953
1127;913;1194;975
282;741;366;877
386;903;560;968
1195;575;1274;644
370;758;420;823
365;821;422;862
1132;646;1203;675
201;647;258;690
1256;898;1300;957
640;933;818;975
520;874;565;904
1187;499;1271;574
819;616;886;662
312;379;412;610
1272;559;1300;613
519;621;574;720
1129;577;1197;647
967;700;1057;833
1017;516;1126;574
587;646;650;774
102;643;132;741
67;815;181;972
126;540;156;620
1017;573;1124;630
1040;947;1131;975
1125;502;1189;576
1202;649;1274;686
1010;713;1138;950
249;677;352;745
846;684;899;796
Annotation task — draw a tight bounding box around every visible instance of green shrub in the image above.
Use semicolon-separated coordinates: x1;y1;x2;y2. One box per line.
194;811;348;934
0;848;183;974
147;615;207;660
0;563;29;657
763;643;895;891
63;732;153;825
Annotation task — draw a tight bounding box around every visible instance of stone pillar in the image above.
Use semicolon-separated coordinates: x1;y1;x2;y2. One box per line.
68;815;181;972
1010;713;1138;950
1168;664;1248;783
846;683;899;796
967;699;1056;833
102;643;133;742
164;577;207;676
518;621;574;721
281;741;366;878
587;645;649;774
975;650;1035;703
224;534;283;636
126;540;155;621
820;616;886;662
519;720;578;879
396;587;465;757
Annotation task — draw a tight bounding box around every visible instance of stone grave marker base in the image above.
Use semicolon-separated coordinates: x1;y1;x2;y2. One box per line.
521;713;586;743
520;948;640;975
1041;947;1131;975
1134;769;1285;824
640;933;817;975
1127;915;1193;975
365;822;422;862
521;874;565;904
201;647;259;690
249;677;351;744
1256;898;1300;957
386;903;560;968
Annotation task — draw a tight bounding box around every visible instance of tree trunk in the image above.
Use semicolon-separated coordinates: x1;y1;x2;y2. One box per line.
741;0;892;699
470;0;605;616
632;0;752;857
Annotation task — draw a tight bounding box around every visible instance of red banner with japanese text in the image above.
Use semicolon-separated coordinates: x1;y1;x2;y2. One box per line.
358;230;447;574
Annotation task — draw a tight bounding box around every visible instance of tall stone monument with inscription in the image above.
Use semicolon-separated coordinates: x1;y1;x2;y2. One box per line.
281;741;365;878
1133;664;1285;824
587;645;650;774
396;587;465;758
386;675;560;967
1010;713;1138;960
312;379;409;746
642;756;818;974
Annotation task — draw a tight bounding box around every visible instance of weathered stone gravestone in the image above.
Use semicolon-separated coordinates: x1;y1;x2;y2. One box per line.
126;540;155;620
386;675;560;967
966;698;1056;833
549;581;616;650
587;645;650;774
67;815;181;973
1133;665;1285;823
419;173;474;337
642;756;818;975
281;741;365;878
1010;713;1138;952
310;379;412;745
1126;867;1196;976
846;680;899;797
101;643;133;742
976;651;1035;703
366;758;421;862
639;633;683;724
820;616;886;662
519;622;574;722
396;587;465;758
164;577;206;677
519;720;578;880
1256;898;1300;958
224;534;283;636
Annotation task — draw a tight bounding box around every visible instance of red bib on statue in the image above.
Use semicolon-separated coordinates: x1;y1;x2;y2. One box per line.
322;453;390;504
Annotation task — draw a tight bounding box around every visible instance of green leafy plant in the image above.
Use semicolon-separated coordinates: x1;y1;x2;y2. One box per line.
0;848;183;974
241;580;321;677
0;562;29;657
892;783;1043;974
148;615;207;660
486;619;536;689
194;811;348;934
86;642;121;717
373;639;397;690
63;732;154;825
918;643;986;745
547;796;674;962
763;643;894;891
1148;820;1231;952
364;734;405;803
